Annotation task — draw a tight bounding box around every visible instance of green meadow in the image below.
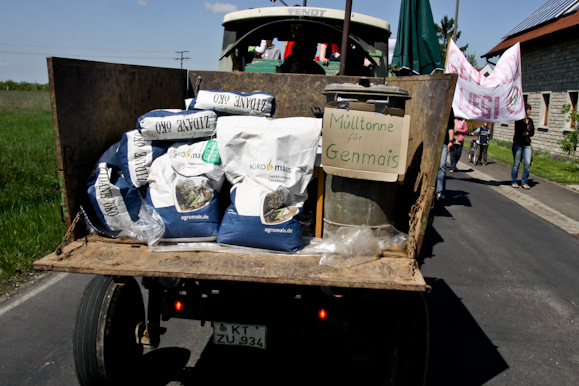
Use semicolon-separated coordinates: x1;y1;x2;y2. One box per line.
0;91;65;293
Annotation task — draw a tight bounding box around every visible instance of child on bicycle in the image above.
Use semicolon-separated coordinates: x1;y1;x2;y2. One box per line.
472;122;491;165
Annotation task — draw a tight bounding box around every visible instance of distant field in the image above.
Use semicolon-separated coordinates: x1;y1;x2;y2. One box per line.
0;90;51;113
0;91;64;292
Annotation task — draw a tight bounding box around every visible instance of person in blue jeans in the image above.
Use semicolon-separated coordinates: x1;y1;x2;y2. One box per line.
436;108;455;200
512;103;534;189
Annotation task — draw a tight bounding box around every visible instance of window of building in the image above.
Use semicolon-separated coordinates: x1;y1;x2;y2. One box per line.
540;93;550;127
566;91;578;129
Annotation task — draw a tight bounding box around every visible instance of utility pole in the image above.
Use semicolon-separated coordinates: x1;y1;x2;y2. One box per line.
453;0;459;41
174;51;191;69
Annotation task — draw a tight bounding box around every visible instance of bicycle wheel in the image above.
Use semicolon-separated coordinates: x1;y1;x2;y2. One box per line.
473;144;480;165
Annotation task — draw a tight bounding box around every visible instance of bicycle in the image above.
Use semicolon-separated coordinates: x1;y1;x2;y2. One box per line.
468;139;478;163
472;140;488;165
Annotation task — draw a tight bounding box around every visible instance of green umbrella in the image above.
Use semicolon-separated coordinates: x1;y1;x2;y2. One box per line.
391;0;444;75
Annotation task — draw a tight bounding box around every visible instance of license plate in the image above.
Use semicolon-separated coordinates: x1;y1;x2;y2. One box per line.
212;322;267;349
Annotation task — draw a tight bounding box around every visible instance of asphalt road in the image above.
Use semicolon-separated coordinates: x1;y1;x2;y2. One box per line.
421;161;579;385
1;158;578;385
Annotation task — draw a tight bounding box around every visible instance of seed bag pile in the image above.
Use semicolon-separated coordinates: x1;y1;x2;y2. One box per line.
86;104;223;242
85;89;294;248
84;90;322;251
215;116;322;252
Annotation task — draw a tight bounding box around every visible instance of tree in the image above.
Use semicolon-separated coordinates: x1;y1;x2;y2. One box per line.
560;104;579;167
436;15;477;68
0;80;49;91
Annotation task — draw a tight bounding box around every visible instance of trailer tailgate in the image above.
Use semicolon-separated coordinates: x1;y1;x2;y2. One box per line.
34;237;427;291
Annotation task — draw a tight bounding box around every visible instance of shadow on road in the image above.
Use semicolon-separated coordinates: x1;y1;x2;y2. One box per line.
424;278;509;385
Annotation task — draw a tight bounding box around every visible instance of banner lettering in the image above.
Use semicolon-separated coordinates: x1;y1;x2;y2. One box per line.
445;39;525;122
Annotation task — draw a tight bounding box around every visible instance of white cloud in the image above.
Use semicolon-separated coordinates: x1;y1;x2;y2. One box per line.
203;2;237;14
0;62;11;67
137;0;147;6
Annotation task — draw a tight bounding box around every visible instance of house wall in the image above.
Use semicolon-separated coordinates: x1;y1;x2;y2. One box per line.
491;26;579;154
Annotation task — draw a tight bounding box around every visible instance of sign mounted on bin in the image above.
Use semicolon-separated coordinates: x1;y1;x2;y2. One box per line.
321;101;410;182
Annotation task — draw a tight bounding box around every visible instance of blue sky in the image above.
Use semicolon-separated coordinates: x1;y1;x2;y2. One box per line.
0;0;548;84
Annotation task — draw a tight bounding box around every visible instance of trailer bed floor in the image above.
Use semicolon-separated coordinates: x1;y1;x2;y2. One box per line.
34;236;427;291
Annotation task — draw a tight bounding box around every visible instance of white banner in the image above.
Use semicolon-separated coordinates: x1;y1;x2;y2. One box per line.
445;39;525;122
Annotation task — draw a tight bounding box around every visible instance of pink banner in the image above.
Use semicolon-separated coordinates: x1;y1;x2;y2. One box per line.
445;39;525;122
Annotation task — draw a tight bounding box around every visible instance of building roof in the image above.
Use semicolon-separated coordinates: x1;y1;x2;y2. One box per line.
483;8;579;58
504;0;579;37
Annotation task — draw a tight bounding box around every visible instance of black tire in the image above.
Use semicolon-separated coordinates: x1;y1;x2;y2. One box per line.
73;275;145;386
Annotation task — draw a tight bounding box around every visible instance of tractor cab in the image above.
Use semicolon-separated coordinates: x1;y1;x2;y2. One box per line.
219;6;391;77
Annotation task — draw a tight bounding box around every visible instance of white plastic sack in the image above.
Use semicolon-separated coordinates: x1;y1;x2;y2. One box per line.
86;142;142;232
216;116;322;251
116;129;170;188
137;109;217;141
146;140;225;241
186;90;275;117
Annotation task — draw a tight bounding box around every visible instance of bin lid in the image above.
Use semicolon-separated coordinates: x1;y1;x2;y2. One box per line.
323;81;410;100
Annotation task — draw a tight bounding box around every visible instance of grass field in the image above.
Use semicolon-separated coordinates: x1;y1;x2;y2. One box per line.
0;91;65;294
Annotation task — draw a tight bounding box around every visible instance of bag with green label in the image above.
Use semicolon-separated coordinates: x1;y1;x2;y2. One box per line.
146;140;225;241
215;116;321;251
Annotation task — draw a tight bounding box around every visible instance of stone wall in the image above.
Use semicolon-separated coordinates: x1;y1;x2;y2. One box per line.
491;25;579;155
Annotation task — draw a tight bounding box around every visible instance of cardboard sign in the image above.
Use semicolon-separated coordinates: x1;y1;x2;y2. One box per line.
321;102;410;182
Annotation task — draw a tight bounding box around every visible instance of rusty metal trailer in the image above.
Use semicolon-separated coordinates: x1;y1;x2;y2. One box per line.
34;57;455;385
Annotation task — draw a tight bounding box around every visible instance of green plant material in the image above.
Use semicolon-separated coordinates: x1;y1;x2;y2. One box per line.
0;92;64;286
0;80;49;92
435;15;477;67
559;104;579;167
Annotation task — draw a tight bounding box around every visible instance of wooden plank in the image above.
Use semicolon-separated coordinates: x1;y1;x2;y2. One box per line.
34;238;427;292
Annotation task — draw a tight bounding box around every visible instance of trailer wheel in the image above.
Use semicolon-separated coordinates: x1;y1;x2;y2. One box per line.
73;275;145;386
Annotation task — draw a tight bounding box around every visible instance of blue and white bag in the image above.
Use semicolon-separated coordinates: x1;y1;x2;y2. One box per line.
185;90;275;117
86;142;142;232
216;116;322;251
116;129;170;188
146;140;225;241
136;109;217;141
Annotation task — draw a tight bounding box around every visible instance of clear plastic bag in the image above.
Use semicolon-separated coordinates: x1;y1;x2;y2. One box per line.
374;225;408;252
118;201;166;246
318;225;381;268
316;225;408;268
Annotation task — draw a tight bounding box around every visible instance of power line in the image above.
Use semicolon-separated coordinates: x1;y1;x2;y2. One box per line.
174;50;191;69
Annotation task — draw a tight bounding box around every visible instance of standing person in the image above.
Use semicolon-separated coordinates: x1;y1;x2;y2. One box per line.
316;43;341;64
436;108;455;200
255;38;281;60
449;116;468;172
512;103;535;189
472;121;492;165
278;40;325;74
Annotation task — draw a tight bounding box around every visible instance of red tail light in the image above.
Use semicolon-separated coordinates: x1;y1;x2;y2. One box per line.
318;308;328;320
174;300;184;312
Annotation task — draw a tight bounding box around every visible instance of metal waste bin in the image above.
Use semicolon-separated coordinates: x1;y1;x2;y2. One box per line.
321;80;411;237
